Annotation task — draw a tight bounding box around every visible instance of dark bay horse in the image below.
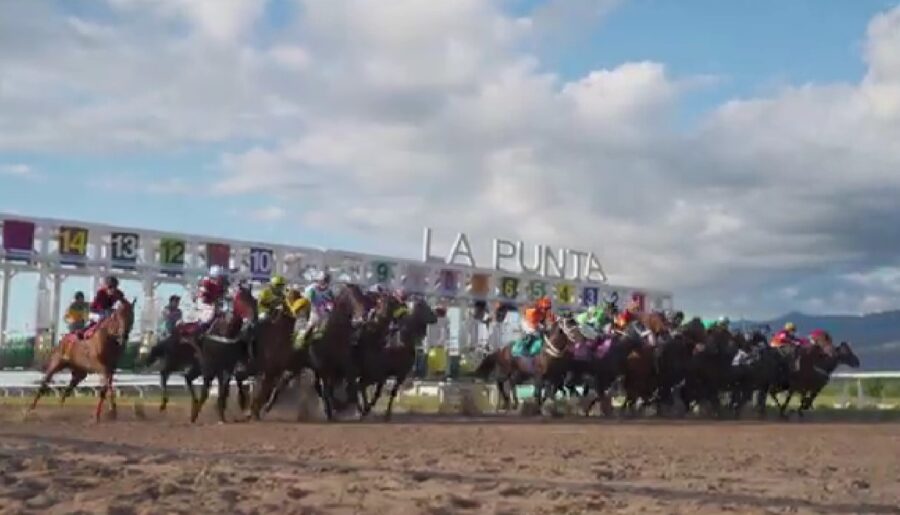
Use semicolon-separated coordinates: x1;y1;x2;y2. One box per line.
307;283;369;421
575;332;645;416
358;297;437;420
775;333;860;418
30;298;136;422
189;285;257;423
473;316;576;413
143;332;200;412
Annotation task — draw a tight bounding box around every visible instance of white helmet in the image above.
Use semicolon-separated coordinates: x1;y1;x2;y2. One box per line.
209;265;224;278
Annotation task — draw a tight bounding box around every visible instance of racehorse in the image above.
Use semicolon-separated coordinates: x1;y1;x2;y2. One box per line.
143;333;200;412
189;284;257;423
569;330;645;416
619;311;673;417
354;292;401;413
473;316;576;413
774;332;860;418
248;304;298;420
29;298;136;422
358;297;437;420
306;283;369;421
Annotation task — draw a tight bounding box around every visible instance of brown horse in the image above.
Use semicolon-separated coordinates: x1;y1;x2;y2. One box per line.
619;311;671;416
247;305;298;420
189;285;258;423
358;297;437;420
29;298;136;422
307;284;369;421
776;333;860;418
473;316;576;413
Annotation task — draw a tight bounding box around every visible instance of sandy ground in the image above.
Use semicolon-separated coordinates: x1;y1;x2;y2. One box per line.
0;396;898;515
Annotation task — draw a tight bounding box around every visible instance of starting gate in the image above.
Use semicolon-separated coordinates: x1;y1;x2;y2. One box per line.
0;213;674;350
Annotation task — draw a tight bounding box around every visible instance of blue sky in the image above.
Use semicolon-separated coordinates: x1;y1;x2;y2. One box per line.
3;0;900;329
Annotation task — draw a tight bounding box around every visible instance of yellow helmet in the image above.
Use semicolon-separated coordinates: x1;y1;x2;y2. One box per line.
784;322;796;332
271;275;286;287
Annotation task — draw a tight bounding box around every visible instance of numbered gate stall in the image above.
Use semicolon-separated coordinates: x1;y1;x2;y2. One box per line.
0;214;673;377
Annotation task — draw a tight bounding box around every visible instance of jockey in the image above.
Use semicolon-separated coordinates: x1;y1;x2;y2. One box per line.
515;296;553;356
89;276;125;325
574;305;605;341
285;286;310;318
195;265;228;331
64;291;90;333
258;275;288;320
159;295;182;338
771;322;801;348
614;309;654;345
301;271;335;343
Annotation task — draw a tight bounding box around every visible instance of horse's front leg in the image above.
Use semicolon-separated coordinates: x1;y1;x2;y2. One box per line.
30;356;65;412
106;373;118;420
366;381;385;415
159;369;171;412
191;374;213;423
60;369;87;406
216;371;231;424
264;372;293;413
384;376;403;422
777;390;794;420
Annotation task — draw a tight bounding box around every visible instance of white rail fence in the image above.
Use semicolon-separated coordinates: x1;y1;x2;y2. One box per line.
2;371;898;410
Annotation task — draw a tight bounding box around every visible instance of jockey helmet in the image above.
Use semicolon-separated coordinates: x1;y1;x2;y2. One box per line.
271;275;286;288
316;270;331;285
536;297;552;311
718;315;730;326
784;322;796;332
74;291;85;301
209;265;224;278
105;276;119;288
368;284;386;294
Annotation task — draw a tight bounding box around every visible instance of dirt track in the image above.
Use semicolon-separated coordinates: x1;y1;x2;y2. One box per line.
1;402;899;515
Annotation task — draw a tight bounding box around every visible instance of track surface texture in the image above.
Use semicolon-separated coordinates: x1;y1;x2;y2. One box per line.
1;404;898;515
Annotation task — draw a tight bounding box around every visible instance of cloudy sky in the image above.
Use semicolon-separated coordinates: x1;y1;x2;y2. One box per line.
2;0;900;320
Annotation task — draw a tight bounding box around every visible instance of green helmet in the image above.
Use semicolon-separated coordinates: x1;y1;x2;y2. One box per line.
271;275;286;287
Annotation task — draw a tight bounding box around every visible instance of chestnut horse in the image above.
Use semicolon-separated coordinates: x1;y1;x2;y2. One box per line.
620;311;671;416
29;298;136;422
248;305;298;420
473;316;576;413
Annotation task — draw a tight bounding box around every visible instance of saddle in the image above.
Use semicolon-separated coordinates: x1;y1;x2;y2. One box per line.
571;337;613;361
516;355;538;374
63;320;102;344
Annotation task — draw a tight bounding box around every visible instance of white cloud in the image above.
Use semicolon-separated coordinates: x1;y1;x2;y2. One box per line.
3;0;900;316
249;206;287;222
0;163;32;176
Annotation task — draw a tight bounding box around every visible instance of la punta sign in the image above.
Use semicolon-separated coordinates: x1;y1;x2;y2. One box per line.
422;228;607;283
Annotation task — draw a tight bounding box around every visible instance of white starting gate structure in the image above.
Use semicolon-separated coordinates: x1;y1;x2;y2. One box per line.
0;213;674;348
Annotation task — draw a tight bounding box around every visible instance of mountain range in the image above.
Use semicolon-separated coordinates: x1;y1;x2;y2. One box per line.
739;311;900;371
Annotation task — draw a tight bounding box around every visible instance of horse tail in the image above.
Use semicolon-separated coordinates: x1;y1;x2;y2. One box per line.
471;351;499;380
